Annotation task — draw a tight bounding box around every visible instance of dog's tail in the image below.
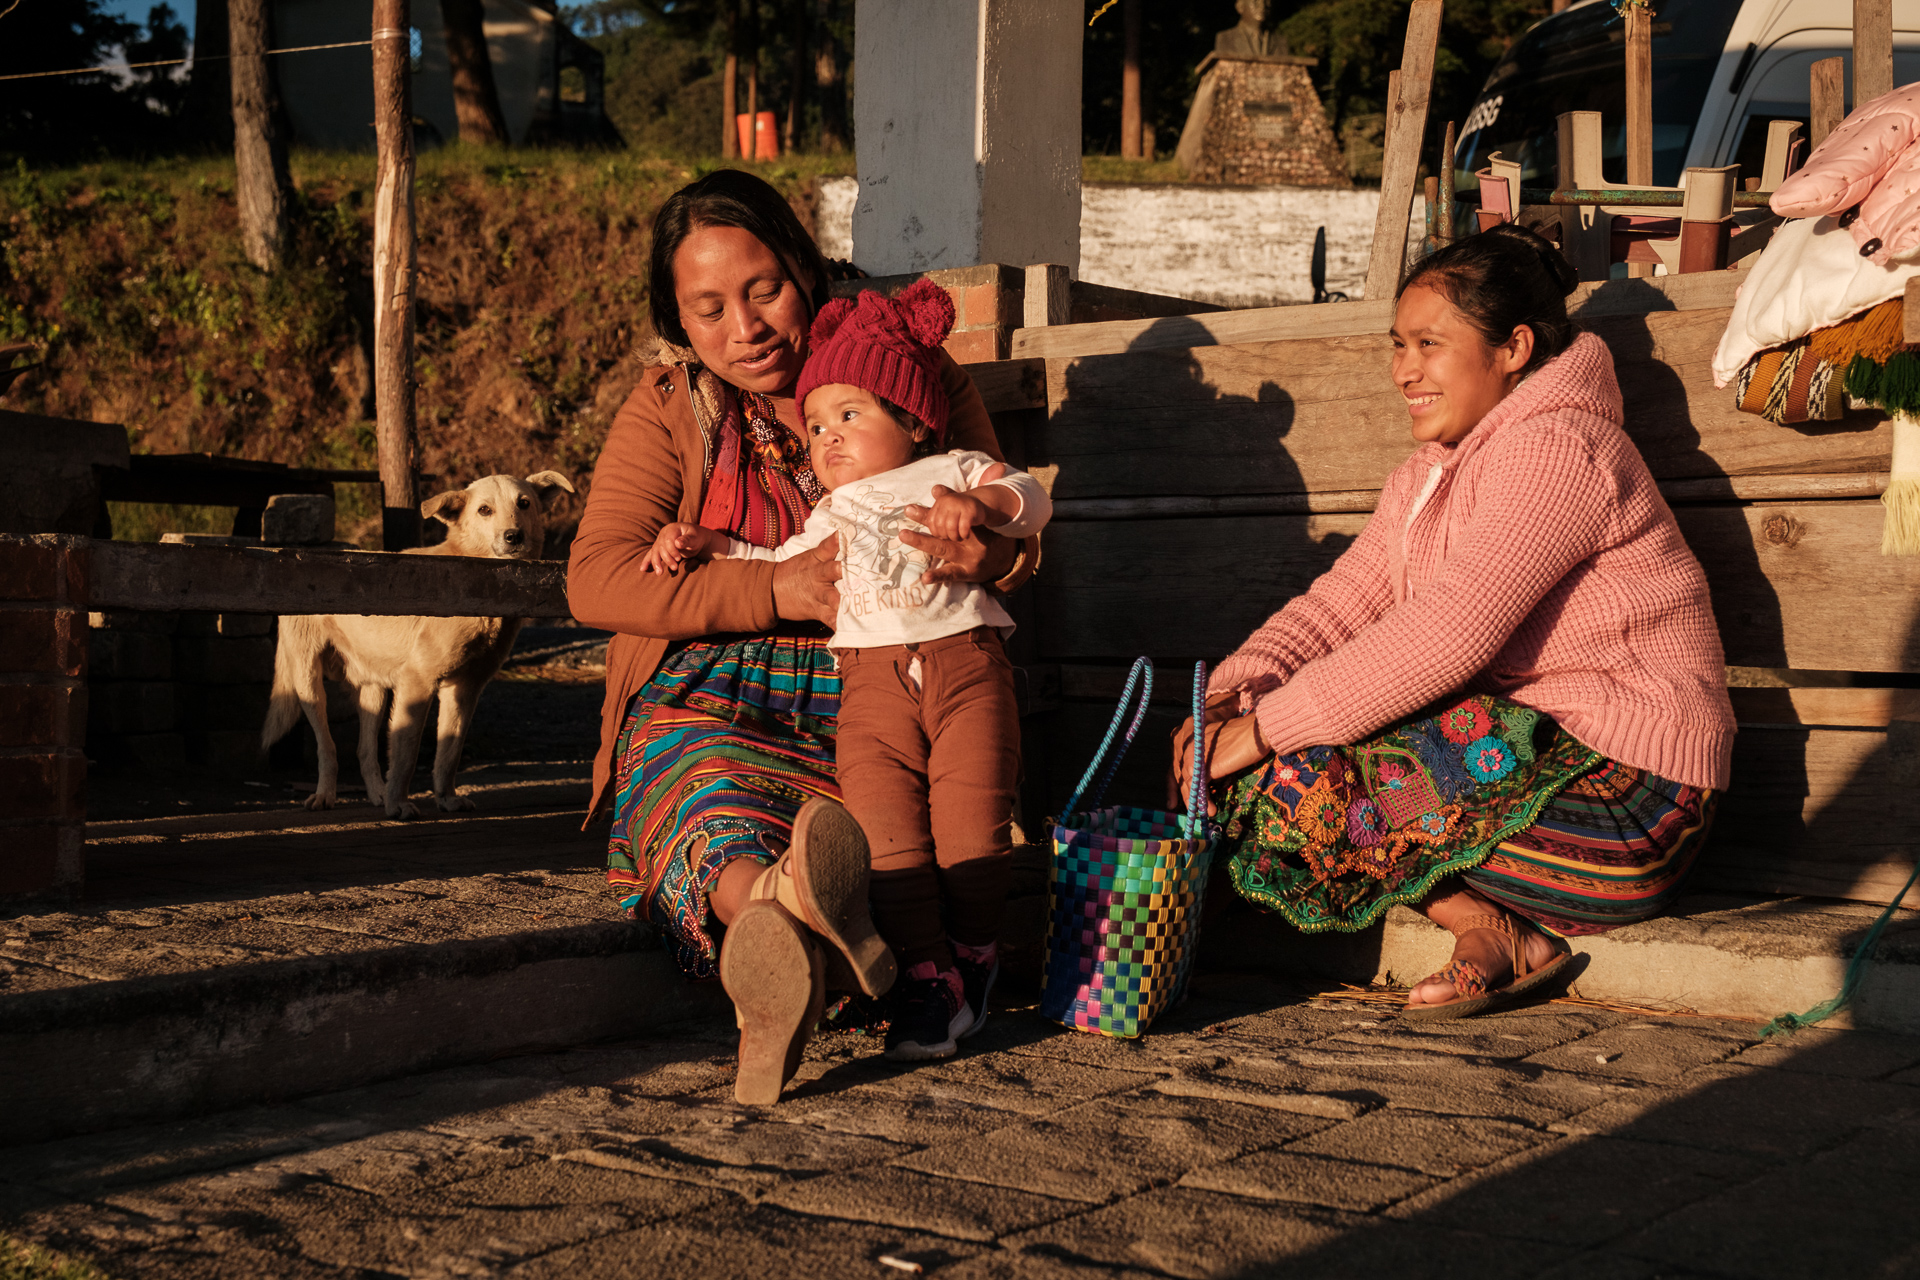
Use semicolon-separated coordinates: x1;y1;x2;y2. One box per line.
261;615;325;752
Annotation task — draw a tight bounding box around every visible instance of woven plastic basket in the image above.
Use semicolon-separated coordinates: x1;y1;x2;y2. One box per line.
1040;658;1215;1039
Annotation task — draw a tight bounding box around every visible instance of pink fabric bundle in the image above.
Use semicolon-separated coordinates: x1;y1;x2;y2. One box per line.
1772;81;1920;265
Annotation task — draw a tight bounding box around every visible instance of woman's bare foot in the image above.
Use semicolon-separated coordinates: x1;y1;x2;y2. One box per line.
1404;884;1561;1008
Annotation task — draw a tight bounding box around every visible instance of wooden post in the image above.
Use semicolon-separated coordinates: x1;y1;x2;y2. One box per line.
1438;119;1455;243
722;0;739;157
373;0;420;552
1423;176;1440;256
230;0;288;273
1024;264;1072;328
1120;0;1143;159
1811;56;1847;149
1856;0;1894;104
1625;2;1654;278
744;0;761;155
1364;0;1442;303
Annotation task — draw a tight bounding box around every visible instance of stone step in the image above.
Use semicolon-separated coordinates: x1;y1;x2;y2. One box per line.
0;778;724;1147
1206;889;1920;1035
9;773;1915;1147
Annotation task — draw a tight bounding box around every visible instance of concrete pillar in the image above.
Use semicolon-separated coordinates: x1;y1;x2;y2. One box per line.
852;0;1082;277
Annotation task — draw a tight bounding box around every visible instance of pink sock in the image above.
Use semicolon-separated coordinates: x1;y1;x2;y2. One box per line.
904;960;964;1005
953;939;997;966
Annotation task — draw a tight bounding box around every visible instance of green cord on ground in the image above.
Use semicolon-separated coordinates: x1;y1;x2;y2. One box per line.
1762;860;1920;1037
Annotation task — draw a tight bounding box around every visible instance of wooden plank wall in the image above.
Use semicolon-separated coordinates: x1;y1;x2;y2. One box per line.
993;290;1920;909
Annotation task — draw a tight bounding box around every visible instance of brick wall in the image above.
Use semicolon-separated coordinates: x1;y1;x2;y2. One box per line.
0;535;89;900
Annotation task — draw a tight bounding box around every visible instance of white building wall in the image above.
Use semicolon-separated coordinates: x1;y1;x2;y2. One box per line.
820;176;1427;306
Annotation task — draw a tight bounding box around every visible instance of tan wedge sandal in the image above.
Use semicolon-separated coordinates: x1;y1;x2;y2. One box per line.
750;798;897;999
721;899;826;1105
1401;910;1573;1022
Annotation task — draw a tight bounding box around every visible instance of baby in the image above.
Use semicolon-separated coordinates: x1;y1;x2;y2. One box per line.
644;279;1051;1061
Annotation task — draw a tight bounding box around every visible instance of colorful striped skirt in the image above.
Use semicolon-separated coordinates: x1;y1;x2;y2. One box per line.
1216;694;1718;938
606;632;841;978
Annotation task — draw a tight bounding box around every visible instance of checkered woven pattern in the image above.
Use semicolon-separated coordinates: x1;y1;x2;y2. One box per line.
1040;804;1213;1039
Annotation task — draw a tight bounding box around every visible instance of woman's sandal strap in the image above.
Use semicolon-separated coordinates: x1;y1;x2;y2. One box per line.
1450;911;1529;980
1432;959;1490;1000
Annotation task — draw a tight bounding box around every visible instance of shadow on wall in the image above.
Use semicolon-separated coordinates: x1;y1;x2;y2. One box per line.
1026;311;1358;816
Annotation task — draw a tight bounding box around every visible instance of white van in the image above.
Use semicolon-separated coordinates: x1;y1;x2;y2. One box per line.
1453;0;1920;191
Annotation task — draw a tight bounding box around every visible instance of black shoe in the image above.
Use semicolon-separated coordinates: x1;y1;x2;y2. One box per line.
883;973;966;1062
955;953;999;1040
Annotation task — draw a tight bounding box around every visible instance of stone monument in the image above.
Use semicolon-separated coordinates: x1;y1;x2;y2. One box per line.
1174;0;1347;188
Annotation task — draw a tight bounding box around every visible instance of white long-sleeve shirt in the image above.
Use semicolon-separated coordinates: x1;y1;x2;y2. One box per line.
725;449;1051;648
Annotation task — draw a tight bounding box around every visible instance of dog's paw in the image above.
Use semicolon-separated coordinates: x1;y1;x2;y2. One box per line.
435;793;476;812
304;791;336;811
385;799;421;820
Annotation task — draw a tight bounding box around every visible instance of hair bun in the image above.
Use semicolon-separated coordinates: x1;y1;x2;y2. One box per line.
1484;222;1578;297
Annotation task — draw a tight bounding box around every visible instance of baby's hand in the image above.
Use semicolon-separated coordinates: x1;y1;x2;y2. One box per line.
644;522;714;574
921;484;996;541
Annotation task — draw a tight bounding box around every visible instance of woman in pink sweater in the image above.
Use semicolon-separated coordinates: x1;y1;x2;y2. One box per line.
1173;224;1734;1019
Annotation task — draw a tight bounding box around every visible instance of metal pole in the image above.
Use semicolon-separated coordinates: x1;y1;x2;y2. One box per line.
372;0;419;552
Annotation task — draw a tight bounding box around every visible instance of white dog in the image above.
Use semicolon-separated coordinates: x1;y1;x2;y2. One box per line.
262;471;575;818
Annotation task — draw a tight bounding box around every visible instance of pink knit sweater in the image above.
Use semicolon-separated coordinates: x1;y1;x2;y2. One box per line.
1211;332;1735;790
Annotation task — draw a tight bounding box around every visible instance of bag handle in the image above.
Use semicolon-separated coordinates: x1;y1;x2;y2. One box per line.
1063;657;1154;818
1181;660;1210;838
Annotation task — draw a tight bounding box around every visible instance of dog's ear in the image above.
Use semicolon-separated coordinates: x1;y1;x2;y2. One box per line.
524;470;576;509
421;488;467;525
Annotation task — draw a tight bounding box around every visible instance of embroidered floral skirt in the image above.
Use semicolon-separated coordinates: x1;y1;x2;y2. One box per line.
1216;694;1719;937
606;633;841;979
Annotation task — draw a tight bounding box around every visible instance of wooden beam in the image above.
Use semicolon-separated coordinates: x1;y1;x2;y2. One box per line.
1698;721;1919;908
1905;276;1920;345
1029;306;1888;502
1624;3;1654;279
962;357;1047;413
372;0;420;553
1027;501;1920;672
1046;474;1889;522
1009;265;1747;359
1364;0;1444;303
88;541;572;618
1810;56;1847;150
1855;0;1894;104
1729;686;1920;728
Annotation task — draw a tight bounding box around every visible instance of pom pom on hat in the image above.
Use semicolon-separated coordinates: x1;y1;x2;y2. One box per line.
797;278;956;441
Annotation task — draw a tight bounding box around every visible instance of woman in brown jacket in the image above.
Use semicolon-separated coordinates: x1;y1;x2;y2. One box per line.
567;171;1017;1103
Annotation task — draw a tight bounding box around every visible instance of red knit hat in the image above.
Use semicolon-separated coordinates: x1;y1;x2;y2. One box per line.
796;278;956;443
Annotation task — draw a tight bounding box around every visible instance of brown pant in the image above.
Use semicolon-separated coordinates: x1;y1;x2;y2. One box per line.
834;627;1019;969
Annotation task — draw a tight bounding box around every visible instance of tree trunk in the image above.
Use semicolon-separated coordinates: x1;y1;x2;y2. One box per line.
230;0;290;273
744;0;760;156
441;0;511;145
785;0;806;153
722;0;739;157
1120;0;1142;158
373;0;420;552
813;0;847;153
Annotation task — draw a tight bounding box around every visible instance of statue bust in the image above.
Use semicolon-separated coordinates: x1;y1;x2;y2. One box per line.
1216;0;1285;59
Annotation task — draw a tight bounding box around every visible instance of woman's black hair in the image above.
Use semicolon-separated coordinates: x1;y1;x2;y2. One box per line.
1398;222;1580;374
647;169;834;349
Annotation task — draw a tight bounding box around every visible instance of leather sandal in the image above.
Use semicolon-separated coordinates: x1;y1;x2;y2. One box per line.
1401;910;1573;1022
751;798;897;999
720;899;826;1105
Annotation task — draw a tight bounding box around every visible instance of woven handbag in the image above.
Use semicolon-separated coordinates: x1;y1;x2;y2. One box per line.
1041;658;1215;1039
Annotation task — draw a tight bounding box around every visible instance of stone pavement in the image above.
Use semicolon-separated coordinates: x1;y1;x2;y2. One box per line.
6;974;1920;1279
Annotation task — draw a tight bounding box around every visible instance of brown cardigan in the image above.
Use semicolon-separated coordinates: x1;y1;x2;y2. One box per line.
568;350;1003;819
